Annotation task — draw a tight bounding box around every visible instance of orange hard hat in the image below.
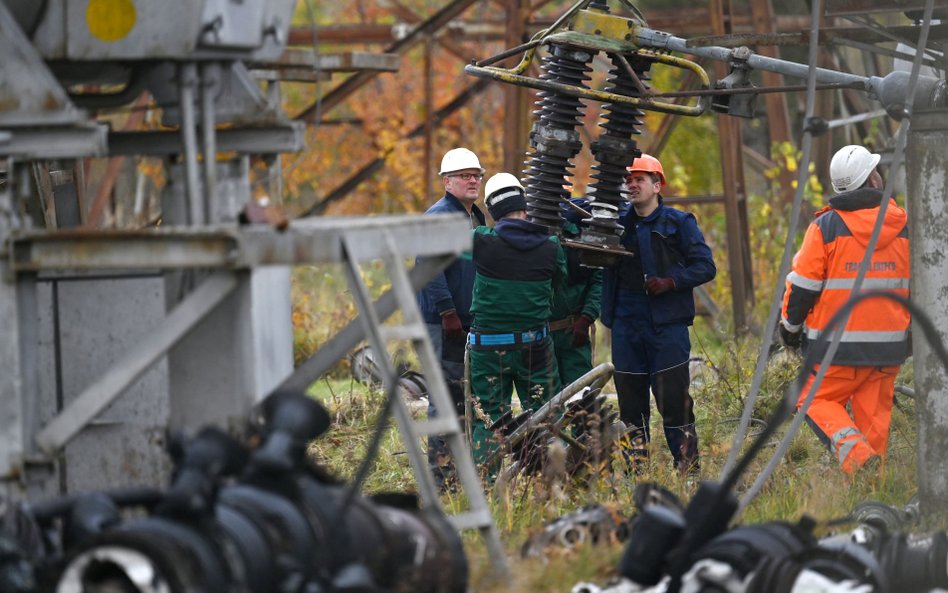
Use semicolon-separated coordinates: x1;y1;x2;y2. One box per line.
626;153;666;187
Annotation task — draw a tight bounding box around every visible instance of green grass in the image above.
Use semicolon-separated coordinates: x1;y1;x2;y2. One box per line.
293;263;926;592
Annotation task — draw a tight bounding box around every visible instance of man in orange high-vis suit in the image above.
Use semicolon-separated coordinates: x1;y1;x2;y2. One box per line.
780;145;911;474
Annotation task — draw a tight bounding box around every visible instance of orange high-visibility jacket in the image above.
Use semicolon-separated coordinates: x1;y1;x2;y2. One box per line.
782;188;910;366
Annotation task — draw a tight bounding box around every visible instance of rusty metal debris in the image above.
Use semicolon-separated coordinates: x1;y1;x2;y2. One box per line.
348;344;429;404
521;504;630;558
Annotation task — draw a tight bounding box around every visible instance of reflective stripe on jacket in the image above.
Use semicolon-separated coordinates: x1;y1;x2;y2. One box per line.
781;188;910;366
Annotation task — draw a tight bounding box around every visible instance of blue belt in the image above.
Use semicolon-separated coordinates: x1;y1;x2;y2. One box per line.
468;325;549;347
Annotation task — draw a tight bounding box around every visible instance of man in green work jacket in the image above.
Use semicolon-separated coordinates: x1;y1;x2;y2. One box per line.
549;199;602;385
467;172;568;470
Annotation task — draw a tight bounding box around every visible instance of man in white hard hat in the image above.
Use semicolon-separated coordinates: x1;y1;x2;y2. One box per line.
417;147;486;491
780;144;911;474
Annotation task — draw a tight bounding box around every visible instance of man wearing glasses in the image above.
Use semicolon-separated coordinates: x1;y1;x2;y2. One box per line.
600;153;716;475
417;147;487;491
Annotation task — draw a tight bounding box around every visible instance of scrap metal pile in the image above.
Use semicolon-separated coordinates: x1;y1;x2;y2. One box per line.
0;392;467;593
573;485;947;593
348;349;622;482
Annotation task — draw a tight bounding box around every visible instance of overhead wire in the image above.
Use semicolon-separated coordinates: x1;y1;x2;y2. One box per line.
843;13;944;62
720;0;826;478
735;0;937;515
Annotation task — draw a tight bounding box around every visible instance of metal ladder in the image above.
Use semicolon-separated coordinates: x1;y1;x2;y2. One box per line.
339;231;510;575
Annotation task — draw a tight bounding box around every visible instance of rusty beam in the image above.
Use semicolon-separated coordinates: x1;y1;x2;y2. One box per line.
749;0;795;209
387;0;474;62
811;7;839;194
711;0;753;333
288;24;395;45
646;74;703;158
530;0;559;11
824;0;948;16
287;14;820;47
294;0;481;121
424;36;434;203
503;0;529;176
252;50;401;73
298;78;492;217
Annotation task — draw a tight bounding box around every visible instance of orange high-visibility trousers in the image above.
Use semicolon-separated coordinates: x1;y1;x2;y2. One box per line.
796;364;899;474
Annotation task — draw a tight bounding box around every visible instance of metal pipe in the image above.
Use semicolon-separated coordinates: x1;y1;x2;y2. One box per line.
650;80;865;98
200;63;219;224
465;59;708;116
634;25;876;88
827;108;888;129
266;82;283;205
178;63;203;226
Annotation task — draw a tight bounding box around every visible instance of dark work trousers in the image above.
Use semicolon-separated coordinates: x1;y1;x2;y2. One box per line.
425;323;467;491
469;336;560;471
551;326;593;386
611;301;698;469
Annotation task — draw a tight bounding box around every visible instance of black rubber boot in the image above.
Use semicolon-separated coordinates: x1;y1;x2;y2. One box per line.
664;423;699;474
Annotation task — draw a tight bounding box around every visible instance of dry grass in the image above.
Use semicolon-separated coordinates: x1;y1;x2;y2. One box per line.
295;264;925;592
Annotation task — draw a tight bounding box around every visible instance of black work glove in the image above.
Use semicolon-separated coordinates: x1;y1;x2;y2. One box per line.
779;323;802;350
441;310;464;340
571;315;593;347
645;276;676;296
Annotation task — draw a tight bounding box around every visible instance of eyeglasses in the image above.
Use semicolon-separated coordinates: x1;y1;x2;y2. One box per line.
446;173;484;182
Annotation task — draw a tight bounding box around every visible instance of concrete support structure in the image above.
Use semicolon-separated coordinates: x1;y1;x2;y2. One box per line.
168;268;293;432
907;108;948;516
37;276;171;496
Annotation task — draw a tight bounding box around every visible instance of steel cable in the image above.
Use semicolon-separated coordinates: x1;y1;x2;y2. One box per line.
736;0;936;515
720;0;827;477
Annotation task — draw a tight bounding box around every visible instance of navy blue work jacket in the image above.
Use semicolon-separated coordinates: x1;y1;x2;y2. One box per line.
416;192;486;326
601;202;716;328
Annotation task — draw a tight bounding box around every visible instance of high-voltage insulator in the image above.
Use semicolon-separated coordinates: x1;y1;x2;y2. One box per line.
582;53;654;265
464;4;709;265
523;43;594;230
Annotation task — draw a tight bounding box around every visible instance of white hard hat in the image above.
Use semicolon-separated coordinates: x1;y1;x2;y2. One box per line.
439;148;484;176
484;172;524;199
830;145;881;193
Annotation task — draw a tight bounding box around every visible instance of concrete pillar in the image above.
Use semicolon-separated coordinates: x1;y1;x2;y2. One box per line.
0;269;39;499
37;277;172;494
906;108;948;516
167;267;293;433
